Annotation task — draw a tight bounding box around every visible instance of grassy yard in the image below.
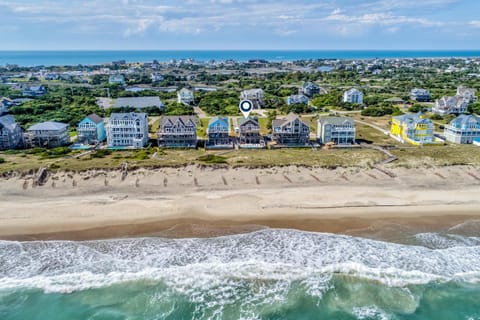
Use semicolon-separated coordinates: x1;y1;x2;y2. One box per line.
257;118;271;135
356;125;402;146
390;144;480;167
196;118;211;139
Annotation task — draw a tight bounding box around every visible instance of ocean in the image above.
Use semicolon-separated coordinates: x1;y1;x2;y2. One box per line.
1;227;480;320
0;50;479;67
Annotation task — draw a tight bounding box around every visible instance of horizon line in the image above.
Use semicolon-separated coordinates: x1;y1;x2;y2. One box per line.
0;49;479;52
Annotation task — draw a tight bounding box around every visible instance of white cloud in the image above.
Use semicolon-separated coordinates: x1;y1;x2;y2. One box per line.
470;20;480;28
324;9;445;27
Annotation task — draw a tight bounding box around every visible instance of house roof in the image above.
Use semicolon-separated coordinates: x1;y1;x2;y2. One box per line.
0;115;20;131
241;89;264;96
303;82;319;89
109;112;147;121
26;85;45;92
345;88;362;95
272;113;304;127
239;116;259;126
318;116;354;126
28;121;68;131
86;113;103;124
436;95;467;108
208;116;229;126
288;94;308;101
178;88;193;94
394;112;431;128
159;116;197;127
411;88;430;95
114;96;164;109
449;114;480;128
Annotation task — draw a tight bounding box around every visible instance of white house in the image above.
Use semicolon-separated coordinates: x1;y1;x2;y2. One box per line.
106;113;149;148
457;86;477;104
343;88;364;104
240;89;265;109
317;116;356;145
433;96;469;115
177;88;195;105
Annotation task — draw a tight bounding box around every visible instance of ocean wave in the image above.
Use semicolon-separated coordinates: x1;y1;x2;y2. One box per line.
414;232;480;249
1;229;480;294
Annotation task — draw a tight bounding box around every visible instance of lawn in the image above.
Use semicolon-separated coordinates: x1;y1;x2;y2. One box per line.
356;125;402;146
390;144;480;167
197;117;211;139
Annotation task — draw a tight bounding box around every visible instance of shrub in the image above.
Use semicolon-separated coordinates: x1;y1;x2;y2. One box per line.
91;149;112;159
197;154;227;164
134;150;149;160
430;114;443;121
0;157;5;164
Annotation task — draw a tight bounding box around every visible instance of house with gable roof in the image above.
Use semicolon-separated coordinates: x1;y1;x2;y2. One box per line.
272;113;310;146
77;113;106;145
157;115;197;148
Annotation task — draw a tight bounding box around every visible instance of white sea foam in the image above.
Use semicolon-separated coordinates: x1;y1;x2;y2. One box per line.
352;306;391;320
414;232;480;249
1;229;480;294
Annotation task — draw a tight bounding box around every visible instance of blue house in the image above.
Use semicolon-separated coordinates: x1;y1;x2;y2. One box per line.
22;85;47;97
77;114;106;145
206;116;231;148
287;94;309;106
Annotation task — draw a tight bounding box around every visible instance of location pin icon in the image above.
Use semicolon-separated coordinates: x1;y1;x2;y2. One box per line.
239;100;253;119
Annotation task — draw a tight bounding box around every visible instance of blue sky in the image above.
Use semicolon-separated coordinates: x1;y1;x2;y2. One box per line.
0;0;479;50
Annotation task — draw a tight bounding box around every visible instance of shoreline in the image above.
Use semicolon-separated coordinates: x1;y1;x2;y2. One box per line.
1;164;479;241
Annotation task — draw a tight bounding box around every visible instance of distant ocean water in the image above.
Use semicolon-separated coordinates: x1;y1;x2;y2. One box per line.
0;50;479;67
1;227;480;320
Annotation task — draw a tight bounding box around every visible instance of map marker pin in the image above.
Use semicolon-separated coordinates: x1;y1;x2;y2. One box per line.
239;100;253;119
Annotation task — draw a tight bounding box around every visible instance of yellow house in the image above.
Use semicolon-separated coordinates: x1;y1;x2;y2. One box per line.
390;112;434;145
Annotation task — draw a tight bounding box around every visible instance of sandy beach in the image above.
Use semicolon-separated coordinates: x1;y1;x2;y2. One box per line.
1;164;479;241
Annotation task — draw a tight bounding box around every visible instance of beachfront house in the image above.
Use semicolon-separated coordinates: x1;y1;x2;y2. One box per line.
22;85;47;97
444;114;480;144
287;94;309;106
457;86;477;103
240;89;265;109
317;116;356;145
177;88;195;105
113;96;165;112
272;113;310;146
106;112;149;148
77;114;106;145
238;117;263;148
24;121;70;148
432;95;469;115
206;116;231;149
301;82;320;97
410;88;431;102
157;116;197;148
343;88;364;104
390;112;434;145
0;115;24;150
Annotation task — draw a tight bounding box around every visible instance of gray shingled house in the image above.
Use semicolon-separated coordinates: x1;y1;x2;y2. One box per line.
157;116;197;148
272;113;310;146
24;121;70;148
0;115;24;150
